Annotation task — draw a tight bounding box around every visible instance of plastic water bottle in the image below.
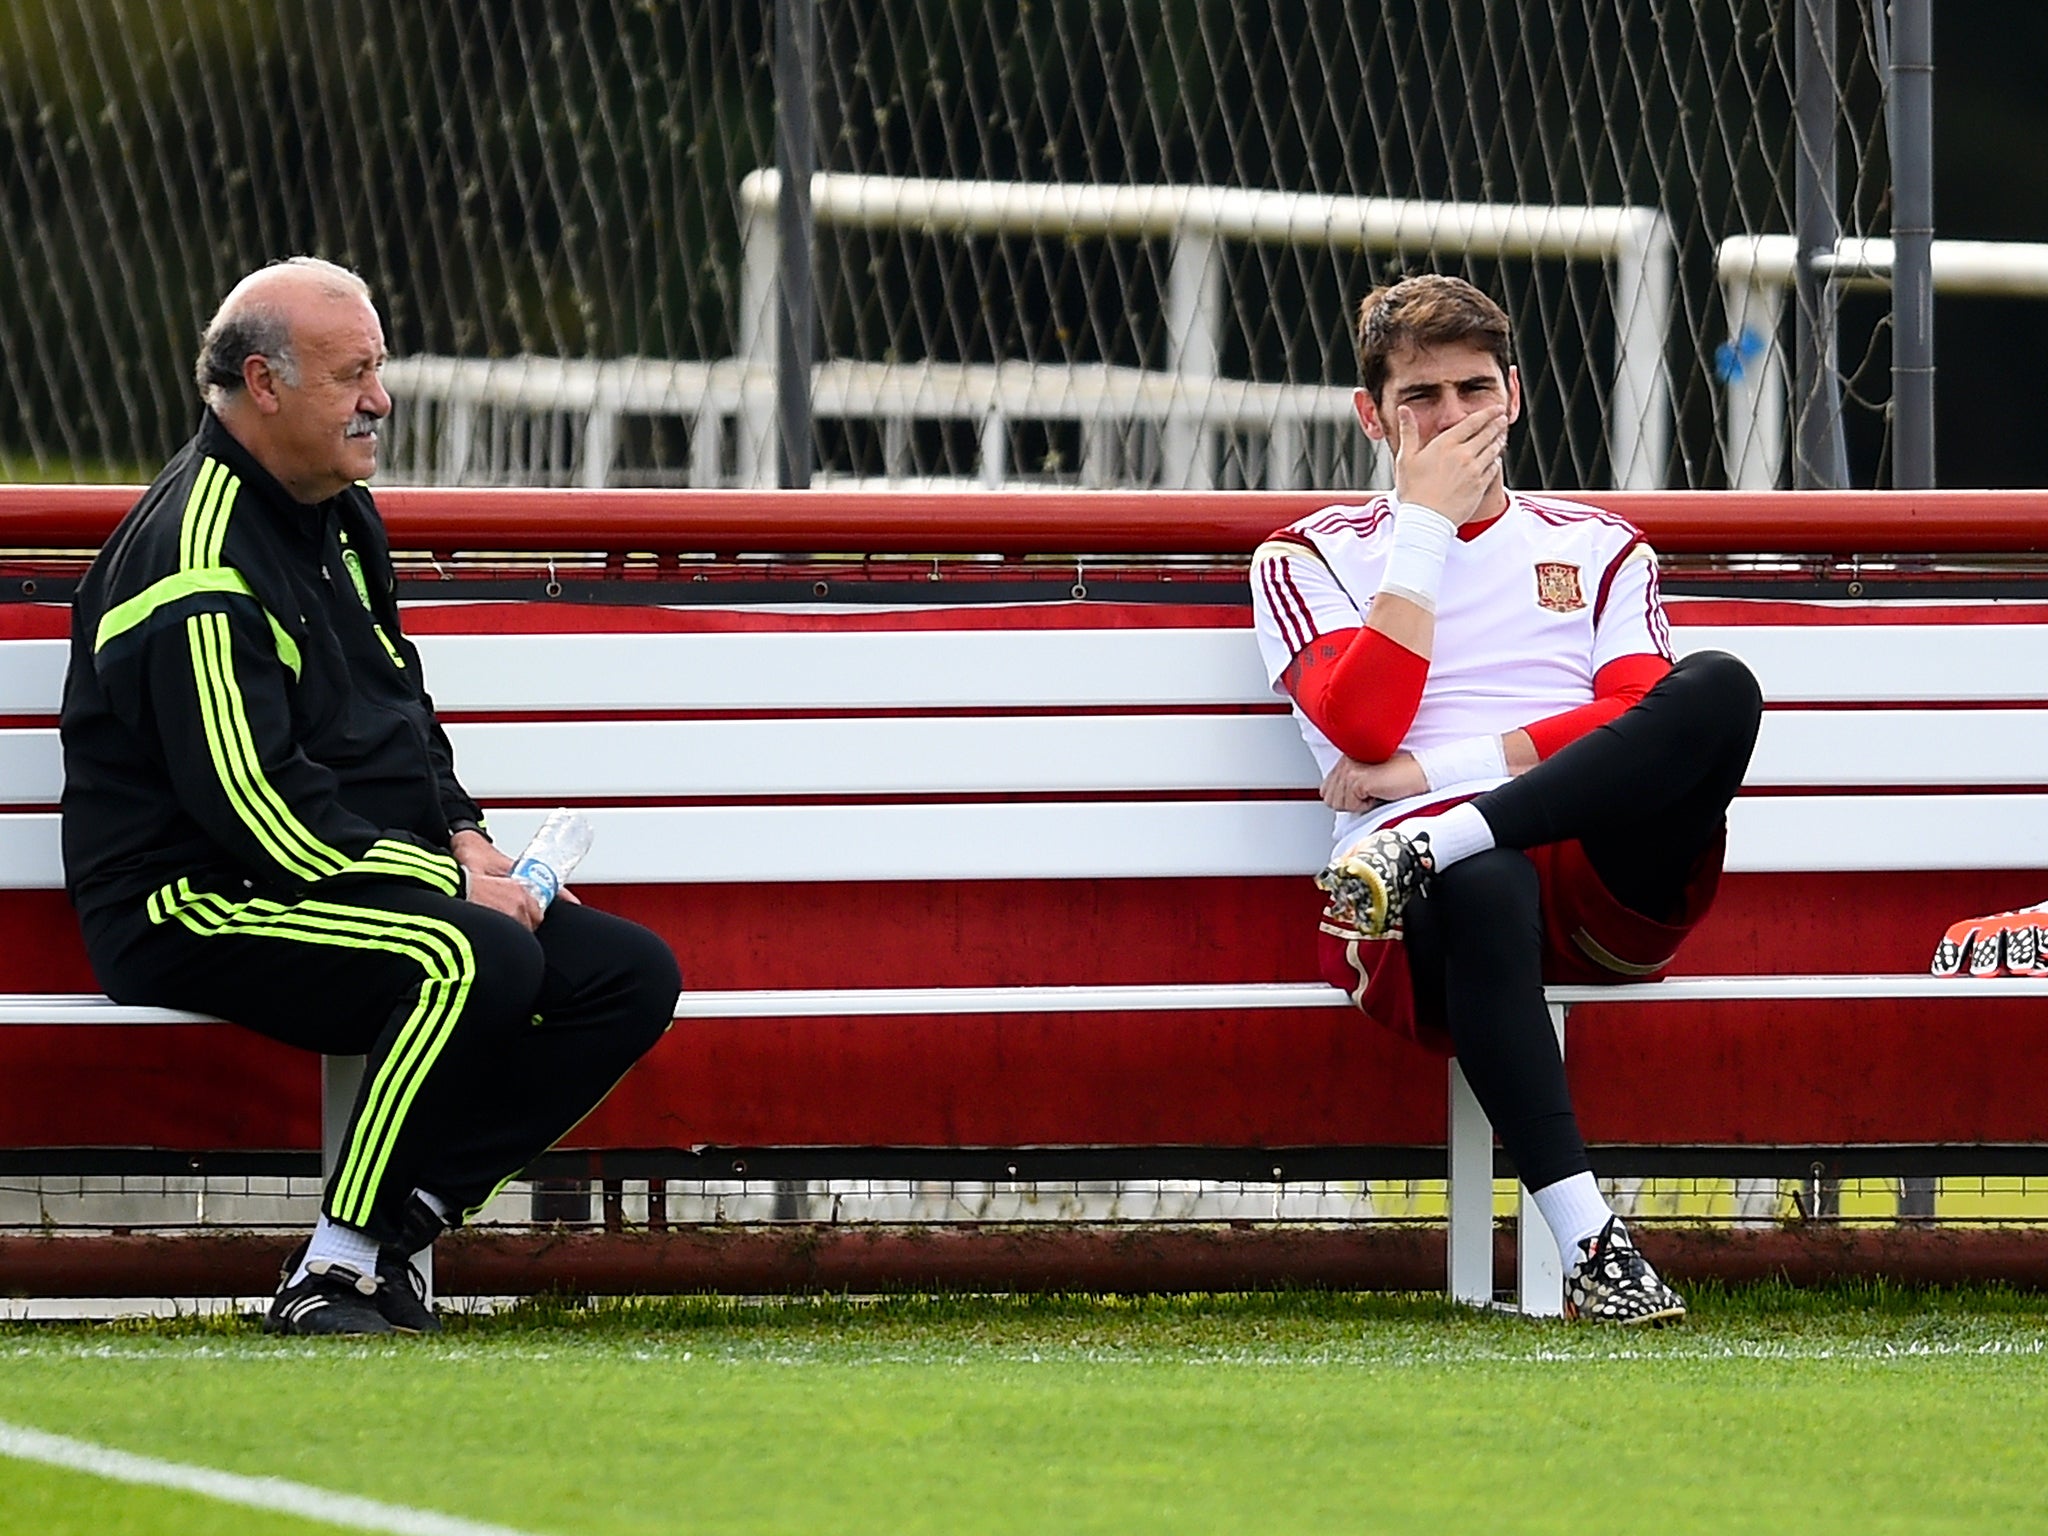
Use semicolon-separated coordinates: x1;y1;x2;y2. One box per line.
510;809;594;913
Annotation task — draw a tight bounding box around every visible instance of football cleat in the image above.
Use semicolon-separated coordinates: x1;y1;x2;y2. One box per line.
264;1254;396;1337
375;1248;441;1334
1564;1217;1686;1325
1314;827;1434;939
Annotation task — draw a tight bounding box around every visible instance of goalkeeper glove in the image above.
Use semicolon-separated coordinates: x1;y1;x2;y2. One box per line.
1931;903;2048;977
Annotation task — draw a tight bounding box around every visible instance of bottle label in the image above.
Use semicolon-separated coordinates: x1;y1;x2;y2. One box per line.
511;855;561;909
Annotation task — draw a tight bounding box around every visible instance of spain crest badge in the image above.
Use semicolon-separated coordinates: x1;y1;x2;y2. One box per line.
1534;561;1586;613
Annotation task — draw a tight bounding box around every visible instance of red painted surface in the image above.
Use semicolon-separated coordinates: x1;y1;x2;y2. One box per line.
9;1225;2048;1298
10;588;2048;1156
6;867;2046;1153
7;484;2048;556
0;1025;317;1150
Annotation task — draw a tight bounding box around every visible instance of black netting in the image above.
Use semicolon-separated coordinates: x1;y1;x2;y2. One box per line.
0;1;1894;490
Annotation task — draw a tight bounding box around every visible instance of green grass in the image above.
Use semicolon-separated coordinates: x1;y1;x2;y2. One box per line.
0;453;153;485
3;1287;2047;1535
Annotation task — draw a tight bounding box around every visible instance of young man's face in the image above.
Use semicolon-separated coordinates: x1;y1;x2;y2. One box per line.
1353;340;1521;454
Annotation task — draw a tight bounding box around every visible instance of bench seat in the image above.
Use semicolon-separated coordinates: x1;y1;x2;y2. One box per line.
6;593;2048;1311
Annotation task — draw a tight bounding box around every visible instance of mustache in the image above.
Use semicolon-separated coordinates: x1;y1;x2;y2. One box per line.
345;413;381;438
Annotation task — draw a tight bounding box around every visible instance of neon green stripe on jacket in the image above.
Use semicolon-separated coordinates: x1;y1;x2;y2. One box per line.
187;611;345;882
95;566;301;678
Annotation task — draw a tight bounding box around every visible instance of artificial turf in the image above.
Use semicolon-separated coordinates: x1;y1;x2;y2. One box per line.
2;1285;2045;1535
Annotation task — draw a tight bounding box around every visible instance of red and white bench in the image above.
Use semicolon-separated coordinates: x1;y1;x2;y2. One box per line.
7;564;2048;1312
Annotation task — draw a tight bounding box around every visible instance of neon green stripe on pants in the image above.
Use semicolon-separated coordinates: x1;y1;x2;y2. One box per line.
153;880;478;1231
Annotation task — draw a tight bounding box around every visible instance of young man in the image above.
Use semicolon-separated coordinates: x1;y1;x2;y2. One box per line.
61;258;681;1335
1250;275;1761;1323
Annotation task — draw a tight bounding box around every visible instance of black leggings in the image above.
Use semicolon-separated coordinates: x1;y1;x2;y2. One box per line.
1402;650;1762;1191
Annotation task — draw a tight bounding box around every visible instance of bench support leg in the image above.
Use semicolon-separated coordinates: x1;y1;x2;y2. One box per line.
1513;1003;1569;1318
318;1055;363;1183
319;1055;433;1305
1446;1060;1495;1306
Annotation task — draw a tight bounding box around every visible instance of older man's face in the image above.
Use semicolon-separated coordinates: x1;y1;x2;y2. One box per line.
269;292;391;502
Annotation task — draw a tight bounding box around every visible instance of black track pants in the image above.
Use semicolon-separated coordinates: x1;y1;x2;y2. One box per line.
84;881;680;1244
1404;650;1762;1191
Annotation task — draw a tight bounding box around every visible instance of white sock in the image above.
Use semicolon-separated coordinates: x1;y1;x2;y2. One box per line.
1530;1171;1618;1266
1409;801;1495;872
292;1214;383;1285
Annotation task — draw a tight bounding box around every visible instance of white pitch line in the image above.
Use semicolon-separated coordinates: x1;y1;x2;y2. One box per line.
0;1419;543;1536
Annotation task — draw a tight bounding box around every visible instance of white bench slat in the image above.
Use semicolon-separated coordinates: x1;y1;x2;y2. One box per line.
1723;794;2048;873
1744;709;2048;786
0;730;53;798
1549;973;2048;1003
475;796;2048;879
415;628;1278;711
3;630;1278;715
0;816;59;889
8;973;2042;1028
12;621;2044;719
11;704;2047;805
1673;623;2048;703
473;801;1335;883
12;619;2048;717
8;617;2046;710
0;638;66;714
0;802;1333;890
671;975;2048;1012
9;791;2048;890
0;996;221;1025
416;622;2048;710
443;714;1317;797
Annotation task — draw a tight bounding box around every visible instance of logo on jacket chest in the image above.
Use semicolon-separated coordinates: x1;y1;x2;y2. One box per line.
1533;561;1586;614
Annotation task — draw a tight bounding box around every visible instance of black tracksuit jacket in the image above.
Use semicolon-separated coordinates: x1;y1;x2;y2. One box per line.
61;412;483;932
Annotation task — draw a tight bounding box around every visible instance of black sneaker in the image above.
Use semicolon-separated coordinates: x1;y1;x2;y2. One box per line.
264;1256;396;1337
1315;828;1434;938
1564;1217;1686;1325
375;1248;441;1334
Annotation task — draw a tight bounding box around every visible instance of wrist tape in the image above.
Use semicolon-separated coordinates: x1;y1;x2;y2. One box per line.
1414;732;1508;792
1380;503;1456;612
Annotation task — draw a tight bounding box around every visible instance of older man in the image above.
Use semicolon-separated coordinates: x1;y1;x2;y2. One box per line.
60;258;680;1335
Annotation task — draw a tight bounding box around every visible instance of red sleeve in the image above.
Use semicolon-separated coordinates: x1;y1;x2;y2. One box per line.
1280;626;1429;763
1522;652;1671;759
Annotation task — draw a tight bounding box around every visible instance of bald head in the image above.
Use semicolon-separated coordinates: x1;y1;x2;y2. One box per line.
196;258;392;503
194;257;372;409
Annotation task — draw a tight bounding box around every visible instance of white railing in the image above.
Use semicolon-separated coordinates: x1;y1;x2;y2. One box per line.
1717;235;2048;489
383;174;1676;491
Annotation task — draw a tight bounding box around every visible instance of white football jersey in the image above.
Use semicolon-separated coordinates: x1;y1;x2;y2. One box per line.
1251;491;1672;851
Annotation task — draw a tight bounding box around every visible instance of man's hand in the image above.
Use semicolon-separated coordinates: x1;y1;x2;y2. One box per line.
465;871;544;932
452;828;511;878
1392;404;1509;526
451;826;579;909
1321;753;1426;812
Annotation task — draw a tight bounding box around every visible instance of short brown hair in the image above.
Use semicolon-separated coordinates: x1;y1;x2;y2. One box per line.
1354;275;1512;400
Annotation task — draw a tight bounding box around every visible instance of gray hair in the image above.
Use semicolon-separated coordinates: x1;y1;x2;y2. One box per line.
194;304;298;408
193;256;371;409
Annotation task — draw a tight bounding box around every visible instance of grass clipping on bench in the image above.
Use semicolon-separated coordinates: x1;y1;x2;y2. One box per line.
3;1287;2046;1533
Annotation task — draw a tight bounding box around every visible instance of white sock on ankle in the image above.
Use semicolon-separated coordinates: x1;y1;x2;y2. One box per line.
292;1215;383;1286
1530;1171;1617;1266
1410;801;1495;871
